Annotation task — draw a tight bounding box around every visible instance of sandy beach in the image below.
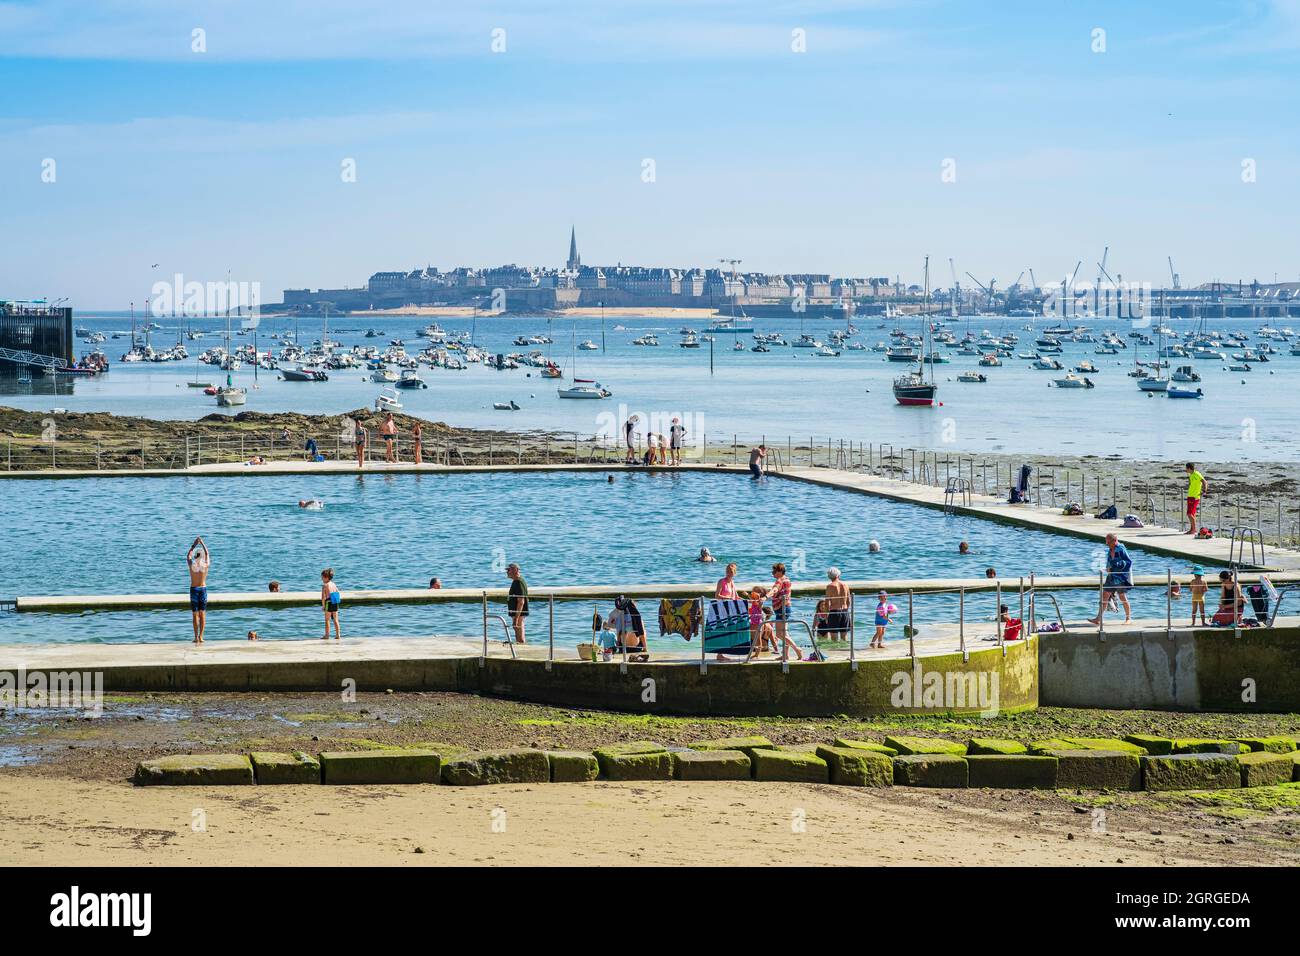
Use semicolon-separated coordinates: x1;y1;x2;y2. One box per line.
1;775;1286;867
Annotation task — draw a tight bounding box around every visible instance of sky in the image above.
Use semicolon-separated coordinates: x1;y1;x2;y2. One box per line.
1;0;1298;306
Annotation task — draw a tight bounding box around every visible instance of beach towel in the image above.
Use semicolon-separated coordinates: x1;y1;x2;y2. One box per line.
658;598;701;639
704;598;753;654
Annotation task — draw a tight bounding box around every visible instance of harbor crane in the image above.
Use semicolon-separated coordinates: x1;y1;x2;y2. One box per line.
1168;256;1180;290
965;272;996;311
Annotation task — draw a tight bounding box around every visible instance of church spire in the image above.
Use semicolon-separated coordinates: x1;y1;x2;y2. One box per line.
567;226;580;271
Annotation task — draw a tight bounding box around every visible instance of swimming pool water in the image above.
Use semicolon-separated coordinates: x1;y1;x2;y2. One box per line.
0;470;1192;644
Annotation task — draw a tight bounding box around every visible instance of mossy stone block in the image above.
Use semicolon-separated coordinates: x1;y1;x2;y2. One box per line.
815;746;892;787
547;750;599;783
595;741;666;756
1238;751;1294;788
594;746;673;781
250;751;321;785
1043;750;1141;791
776;742;822;754
1173;739;1243;755
134;754;254;786
689;736;774;759
441;749;550;786
1142;754;1240;792
752;749;829;783
319;750;441;785
892;754;968;788
884;735;966;756
1124;734;1173;755
1234;736;1298;754
966;755;1058;789
1027;738;1082;755
672;749;752;781
967;738;1028;755
833;738;899;757
1062;737;1147;755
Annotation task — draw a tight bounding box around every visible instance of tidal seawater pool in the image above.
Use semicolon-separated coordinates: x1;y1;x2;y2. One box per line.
0;470;1195;645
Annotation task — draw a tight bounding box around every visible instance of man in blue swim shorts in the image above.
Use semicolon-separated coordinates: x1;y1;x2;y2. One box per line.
187;536;211;644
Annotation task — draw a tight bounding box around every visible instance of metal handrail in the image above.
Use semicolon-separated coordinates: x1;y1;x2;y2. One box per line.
484;613;519;659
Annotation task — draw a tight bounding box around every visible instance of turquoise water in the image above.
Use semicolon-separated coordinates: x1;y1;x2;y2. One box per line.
5;312;1299;460
0;471;1193;644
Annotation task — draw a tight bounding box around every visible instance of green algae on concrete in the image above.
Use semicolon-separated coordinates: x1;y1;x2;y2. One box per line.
134;753;254;786
1142;754;1240;792
249;751;321;785
752;748;829;783
1238;751;1294;788
966;755;1059;789
688;736;774;759
884;735;967;756
1294;752;1300;783
833;738;899;757
1124;734;1173;755
966;738;1027;755
319;750;441;785
1234;736;1298;754
593;743;673;781
1042;750;1141;791
672;749;752;781
815;745;892;787
1172;739;1244;755
546;750;600;783
441;749;550;786
1061;737;1147;755
892;754;969;788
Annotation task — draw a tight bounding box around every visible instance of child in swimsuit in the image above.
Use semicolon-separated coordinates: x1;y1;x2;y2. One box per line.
321;568;341;640
1189;568;1208;626
871;591;895;649
747;589;766;656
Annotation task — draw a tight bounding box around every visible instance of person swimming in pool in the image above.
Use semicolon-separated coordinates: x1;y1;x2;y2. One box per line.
298;499;324;510
186;536;210;645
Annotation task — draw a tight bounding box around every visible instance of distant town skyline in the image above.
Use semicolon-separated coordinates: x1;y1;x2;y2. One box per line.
3;0;1300;307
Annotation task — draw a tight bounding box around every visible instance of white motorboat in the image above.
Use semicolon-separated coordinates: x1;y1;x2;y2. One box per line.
956;371;987;383
1137;376;1168;392
1170;365;1201;383
375;388;403;412
978;354;1002;367
493;400;521;410
396;369;428;389
578;340;600;350
370;367;398;383
1053;373;1095;389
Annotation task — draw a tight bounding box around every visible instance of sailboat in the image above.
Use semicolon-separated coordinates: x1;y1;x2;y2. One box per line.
214;295;247;406
1137;327;1169;392
557;325;611;399
893;258;939;407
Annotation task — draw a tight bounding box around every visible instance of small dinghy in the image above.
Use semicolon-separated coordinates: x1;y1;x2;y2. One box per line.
493;400;521;411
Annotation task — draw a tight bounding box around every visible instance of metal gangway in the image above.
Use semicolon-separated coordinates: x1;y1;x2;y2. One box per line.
0;347;67;371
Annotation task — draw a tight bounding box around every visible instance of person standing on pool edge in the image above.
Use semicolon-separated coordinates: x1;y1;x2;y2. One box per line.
1184;462;1207;536
506;562;529;643
355;420;368;470
186;536;210;644
749;443;767;480
320;567;342;640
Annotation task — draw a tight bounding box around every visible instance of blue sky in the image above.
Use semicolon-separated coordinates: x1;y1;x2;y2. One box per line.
2;0;1298;306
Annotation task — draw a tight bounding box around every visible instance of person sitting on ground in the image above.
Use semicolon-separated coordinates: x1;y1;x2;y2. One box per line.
268;580;281;593
813;598;829;639
696;547;716;563
610;596;647;654
247;455;265;465
1217;570;1245;623
303;436;319;461
760;606;777;653
999;604;1023;641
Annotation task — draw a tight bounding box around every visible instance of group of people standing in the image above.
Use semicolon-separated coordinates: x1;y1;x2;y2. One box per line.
623;415;688;466
352;414;423;468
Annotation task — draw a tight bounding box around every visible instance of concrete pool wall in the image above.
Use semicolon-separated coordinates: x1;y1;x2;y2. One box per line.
1040;624;1300;713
